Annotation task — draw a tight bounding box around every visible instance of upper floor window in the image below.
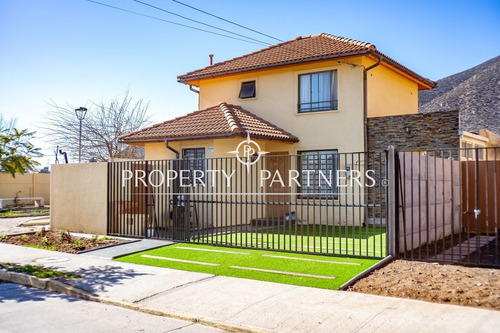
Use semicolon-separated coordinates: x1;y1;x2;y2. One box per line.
239;81;256;99
298;70;338;113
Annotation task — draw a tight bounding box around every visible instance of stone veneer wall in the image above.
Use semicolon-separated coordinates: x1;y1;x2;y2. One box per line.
365;110;460;232
367;110;460;152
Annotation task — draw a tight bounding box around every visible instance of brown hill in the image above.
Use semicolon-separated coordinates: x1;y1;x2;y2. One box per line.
419;56;500;136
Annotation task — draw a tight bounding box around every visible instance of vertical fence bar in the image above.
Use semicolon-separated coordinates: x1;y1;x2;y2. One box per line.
386;146;397;256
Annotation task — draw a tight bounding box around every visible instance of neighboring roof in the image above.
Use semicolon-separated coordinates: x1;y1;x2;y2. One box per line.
178;33;436;89
119;103;299;143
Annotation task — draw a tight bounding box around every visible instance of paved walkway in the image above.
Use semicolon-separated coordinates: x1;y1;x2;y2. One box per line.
1;243;500;332
80;239;174;259
0;216;49;236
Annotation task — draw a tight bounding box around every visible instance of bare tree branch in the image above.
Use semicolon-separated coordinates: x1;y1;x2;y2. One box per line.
41;91;151;162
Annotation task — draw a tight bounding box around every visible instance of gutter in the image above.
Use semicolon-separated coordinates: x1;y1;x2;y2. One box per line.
178;50;436;89
120;133;299;144
363;54;382;152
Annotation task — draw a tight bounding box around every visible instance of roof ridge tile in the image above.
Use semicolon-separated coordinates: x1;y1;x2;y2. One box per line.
219;102;241;133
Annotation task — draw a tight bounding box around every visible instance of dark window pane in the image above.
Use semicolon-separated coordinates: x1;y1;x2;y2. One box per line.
182;148;205;184
239;81;256;99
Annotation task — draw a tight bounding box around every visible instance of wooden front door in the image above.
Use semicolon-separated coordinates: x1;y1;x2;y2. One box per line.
266;152;290;220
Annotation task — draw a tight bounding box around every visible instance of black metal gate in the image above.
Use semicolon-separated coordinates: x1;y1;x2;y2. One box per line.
396;147;500;267
107;152;390;258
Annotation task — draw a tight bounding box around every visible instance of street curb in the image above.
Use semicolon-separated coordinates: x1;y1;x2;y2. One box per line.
0;269;271;333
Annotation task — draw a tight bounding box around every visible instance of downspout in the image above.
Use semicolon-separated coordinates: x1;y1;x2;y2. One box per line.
164;140;179;159
189;85;200;110
363;54;382;152
165;140;181;224
189;85;199;94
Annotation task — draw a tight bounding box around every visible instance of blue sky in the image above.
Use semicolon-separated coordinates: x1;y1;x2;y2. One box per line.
1;0;499;166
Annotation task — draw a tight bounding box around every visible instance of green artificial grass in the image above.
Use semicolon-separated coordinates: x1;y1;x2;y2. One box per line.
116;243;381;290
194;226;386;257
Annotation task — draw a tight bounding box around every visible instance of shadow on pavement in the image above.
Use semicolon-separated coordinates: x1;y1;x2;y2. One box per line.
58;264;150;293
0;282;79;304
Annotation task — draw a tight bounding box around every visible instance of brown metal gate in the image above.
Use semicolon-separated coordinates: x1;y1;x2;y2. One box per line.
396;147;500;267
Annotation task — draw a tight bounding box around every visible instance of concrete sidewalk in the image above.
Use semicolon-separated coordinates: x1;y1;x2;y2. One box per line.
1;243;499;333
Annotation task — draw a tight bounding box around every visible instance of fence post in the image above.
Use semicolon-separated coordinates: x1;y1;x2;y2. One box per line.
386;145;397;256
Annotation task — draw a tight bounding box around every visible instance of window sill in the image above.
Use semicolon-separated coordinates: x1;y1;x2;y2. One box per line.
239;97;257;101
296;109;339;116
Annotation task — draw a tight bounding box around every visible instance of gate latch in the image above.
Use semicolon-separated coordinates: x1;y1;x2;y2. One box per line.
464;209;481;218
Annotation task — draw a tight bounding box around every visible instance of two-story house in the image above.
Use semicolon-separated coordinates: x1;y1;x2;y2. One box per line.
116;33;438;238
120;33;436;161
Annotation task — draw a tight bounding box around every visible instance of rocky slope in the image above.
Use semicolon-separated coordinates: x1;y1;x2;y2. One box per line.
419;55;500;135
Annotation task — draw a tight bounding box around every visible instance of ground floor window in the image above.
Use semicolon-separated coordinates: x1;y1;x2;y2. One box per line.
298;149;338;198
182;148;205;184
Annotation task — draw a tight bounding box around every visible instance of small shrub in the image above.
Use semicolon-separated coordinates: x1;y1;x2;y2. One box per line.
35;230;41;237
20;234;26;241
91;234;99;243
59;230;71;242
41;236;49;245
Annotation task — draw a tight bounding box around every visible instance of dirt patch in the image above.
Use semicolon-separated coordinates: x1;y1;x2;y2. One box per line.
349;260;500;310
0;229;124;254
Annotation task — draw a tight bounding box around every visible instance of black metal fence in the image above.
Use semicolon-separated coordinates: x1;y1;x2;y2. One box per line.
108;152;389;258
396;147;500;268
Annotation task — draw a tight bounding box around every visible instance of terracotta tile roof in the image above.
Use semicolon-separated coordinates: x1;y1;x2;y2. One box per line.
178;33;436;89
119;103;299;143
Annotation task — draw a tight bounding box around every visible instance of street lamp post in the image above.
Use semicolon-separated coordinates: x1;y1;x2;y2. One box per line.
74;107;88;163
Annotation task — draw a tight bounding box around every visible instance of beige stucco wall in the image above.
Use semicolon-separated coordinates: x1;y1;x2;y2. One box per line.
197;59;365;154
0;173;50;204
364;58;419;117
51;163;107;234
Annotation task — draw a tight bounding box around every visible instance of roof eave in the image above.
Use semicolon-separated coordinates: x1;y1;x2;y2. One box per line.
120;133;299;144
177;51;372;84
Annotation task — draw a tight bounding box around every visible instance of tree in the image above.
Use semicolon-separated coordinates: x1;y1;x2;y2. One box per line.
43;91;151;162
0;116;42;177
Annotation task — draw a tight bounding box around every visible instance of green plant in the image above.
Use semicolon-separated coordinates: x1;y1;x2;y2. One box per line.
99;236;108;241
0;118;41;177
59;230;71;242
72;240;82;248
41;236;49;245
20;234;26;241
35;230;41;236
0;234;8;240
91;234;99;243
0;262;80;279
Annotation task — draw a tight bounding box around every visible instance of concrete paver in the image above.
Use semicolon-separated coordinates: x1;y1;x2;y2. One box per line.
1;243;500;333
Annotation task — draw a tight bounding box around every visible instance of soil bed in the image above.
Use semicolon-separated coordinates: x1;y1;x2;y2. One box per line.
349;259;500;310
0;230;124;254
